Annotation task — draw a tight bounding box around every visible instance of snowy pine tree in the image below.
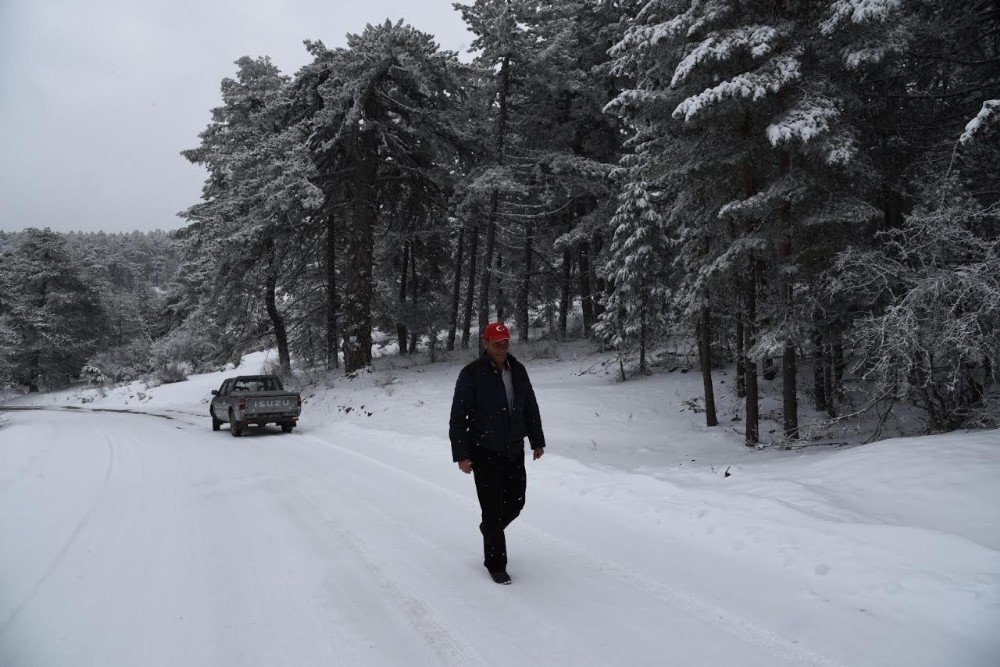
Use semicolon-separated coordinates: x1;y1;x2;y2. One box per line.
595;162;671;375
829;178;1000;431
299;22;470;372
0;229;106;391
182;56;322;375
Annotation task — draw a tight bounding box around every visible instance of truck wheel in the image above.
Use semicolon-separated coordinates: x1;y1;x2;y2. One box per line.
281;422;294;434
211;408;222;431
229;409;243;437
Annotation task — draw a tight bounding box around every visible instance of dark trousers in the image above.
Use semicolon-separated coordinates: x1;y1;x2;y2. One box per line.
471;448;527;573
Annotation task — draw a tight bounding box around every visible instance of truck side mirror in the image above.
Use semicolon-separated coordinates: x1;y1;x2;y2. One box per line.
211;390;218;396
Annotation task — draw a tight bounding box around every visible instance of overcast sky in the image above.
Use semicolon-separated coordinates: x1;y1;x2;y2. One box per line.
0;0;474;234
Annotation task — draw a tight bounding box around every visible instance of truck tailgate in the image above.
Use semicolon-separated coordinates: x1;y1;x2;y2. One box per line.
245;395;299;415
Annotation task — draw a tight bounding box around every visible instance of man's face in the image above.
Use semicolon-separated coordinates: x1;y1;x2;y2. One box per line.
486;337;509;366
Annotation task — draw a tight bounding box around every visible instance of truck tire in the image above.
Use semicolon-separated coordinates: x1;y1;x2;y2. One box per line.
281;422;294;434
229;409;243;437
211;407;222;431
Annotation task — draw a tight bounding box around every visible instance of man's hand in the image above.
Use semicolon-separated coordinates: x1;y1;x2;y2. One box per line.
533;447;544;461
458;459;473;474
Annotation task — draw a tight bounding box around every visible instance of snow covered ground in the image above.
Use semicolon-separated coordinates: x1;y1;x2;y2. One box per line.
1;345;998;666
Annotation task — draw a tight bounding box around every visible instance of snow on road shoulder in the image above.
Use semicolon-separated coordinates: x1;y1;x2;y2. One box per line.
0;351;274;415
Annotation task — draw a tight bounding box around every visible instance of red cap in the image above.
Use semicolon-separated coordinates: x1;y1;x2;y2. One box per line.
483;322;510;342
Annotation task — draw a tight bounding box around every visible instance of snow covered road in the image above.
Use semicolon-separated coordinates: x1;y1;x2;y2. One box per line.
0;409;825;667
1;402;997;666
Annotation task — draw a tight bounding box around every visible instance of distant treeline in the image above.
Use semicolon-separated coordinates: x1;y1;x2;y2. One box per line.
0;229;182;390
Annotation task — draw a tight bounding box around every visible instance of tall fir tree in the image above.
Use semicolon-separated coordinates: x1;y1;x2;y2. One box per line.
595;160;671;374
183;56;324;374
300;22;470;372
0;229;106;391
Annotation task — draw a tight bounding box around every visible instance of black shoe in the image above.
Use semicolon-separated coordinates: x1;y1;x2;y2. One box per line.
489;570;512;585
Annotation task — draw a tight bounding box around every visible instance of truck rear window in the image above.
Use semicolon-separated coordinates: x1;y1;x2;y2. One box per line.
232;378;282;392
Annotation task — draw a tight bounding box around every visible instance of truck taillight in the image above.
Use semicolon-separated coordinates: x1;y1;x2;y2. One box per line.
238;397;246;410
296;394;302;406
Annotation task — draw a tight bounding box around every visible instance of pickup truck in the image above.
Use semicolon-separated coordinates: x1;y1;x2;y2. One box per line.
210;375;301;437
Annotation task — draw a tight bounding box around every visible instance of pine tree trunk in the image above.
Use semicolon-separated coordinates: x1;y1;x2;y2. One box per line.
833;338;845;401
477;54;510;334
447;227;464;351
26;349;41;393
478;198;500;332
495;251;504;322
738;114;758;443
408;248;419;355
825;344;837;418
698;304;719;427
428;327;438;363
325;210;339;369
462;219;479;349
343;128;377;374
546;295;554;338
744;265;759;446
590;232;606;322
578;242;594;338
735;281;746;399
783;339;798;439
558;250;572;339
264;240;291;374
517;229;532;343
777;149;798;439
882;186;905;230
639;312;647;374
813;330;827;411
397;242;409;355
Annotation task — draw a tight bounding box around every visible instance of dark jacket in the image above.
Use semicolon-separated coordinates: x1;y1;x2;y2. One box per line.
449;351;545;462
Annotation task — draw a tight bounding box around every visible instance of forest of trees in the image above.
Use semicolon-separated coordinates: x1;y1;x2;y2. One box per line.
1;0;997;443
0;229;181;390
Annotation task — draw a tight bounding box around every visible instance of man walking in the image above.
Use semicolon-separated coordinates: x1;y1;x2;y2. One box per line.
449;322;546;584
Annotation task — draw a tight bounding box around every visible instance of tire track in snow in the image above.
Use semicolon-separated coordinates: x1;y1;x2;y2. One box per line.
301;429;848;667
1;405;177;420
0;433;118;637
257;443;489;667
326;521;488;667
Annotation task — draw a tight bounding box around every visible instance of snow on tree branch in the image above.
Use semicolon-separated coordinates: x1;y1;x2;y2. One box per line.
828;182;1000;430
672;55;801;122
821;0;904;36
717;177;802;221
960;100;1000;145
671;26;783;87
611;0;733;60
766;96;839;145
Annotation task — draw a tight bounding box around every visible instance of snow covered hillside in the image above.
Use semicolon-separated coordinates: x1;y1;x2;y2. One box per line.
1;346;998;666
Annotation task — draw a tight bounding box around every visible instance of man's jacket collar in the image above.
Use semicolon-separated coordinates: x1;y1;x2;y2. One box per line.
479;350;517;370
